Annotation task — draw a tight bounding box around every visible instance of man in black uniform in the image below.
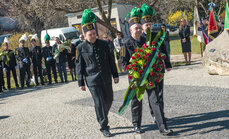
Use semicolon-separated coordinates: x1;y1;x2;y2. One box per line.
52;37;68;83
30;38;44;86
2;40;19;89
0;53;4;92
76;9;119;137
42;34;58;84
122;5;173;135
15;34;31;89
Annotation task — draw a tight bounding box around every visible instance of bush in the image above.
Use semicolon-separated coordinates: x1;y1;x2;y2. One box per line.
167;11;193;26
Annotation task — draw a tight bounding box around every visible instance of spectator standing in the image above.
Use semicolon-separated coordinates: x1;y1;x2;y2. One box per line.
30;37;44;86
179;19;192;65
161;24;170;61
15;34;31;89
42;34;58;84
113;31;125;73
2;38;19;90
52;37;68;83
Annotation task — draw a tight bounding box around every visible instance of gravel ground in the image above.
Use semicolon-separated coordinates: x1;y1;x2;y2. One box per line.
0;62;228;139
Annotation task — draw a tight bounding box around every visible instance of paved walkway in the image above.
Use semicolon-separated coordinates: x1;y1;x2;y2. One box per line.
0;63;229;139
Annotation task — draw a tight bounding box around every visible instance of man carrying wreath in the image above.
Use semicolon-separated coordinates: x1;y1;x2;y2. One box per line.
121;4;173;136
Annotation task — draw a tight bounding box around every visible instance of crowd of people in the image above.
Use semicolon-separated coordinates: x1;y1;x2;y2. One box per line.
0;34;85;92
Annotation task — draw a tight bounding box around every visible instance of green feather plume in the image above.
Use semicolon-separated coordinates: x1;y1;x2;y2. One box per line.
125;7;143;21
141;3;155;16
44;30;50;41
81;9;96;25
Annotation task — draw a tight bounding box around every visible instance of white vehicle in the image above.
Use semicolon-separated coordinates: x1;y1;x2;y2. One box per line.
41;27;80;47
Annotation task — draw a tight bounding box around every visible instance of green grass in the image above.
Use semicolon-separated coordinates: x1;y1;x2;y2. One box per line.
170;34;202;55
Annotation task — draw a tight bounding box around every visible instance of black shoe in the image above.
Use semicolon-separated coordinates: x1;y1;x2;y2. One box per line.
55;81;58;84
102;129;112;137
16;86;20;89
41;82;45;85
3;87;7;90
160;129;173;136
134;127;143;134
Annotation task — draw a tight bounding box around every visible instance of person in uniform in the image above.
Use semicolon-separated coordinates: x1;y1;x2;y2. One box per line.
76;9;119;137
30;35;44;86
2;37;19;90
15;34;31;89
42;33;58;84
140;4;173;135
52;37;68;83
122;5;173;135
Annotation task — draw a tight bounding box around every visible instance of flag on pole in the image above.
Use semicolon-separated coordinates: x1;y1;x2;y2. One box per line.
208;7;218;40
224;0;229;30
193;6;204;43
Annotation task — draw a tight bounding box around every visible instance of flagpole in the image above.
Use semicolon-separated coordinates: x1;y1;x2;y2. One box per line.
200;42;203;57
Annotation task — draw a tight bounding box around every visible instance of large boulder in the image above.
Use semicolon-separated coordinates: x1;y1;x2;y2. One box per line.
203;30;229;75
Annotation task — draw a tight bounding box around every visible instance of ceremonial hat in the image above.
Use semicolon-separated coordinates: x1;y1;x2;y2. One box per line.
44;31;50;43
81;9;96;33
126;7;142;28
31;34;38;42
3;37;9;44
19;34;27;43
141;4;155;24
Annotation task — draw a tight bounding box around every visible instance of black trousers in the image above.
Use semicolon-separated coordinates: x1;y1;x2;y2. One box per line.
5;66;19;88
0;67;4;90
148;80;164;117
32;63;44;85
131;80;167;131
45;60;57;84
18;63;31;87
88;83;113;131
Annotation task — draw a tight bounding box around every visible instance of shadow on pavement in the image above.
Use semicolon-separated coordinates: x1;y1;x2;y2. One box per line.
70;84;229;138
0;116;10;120
166;109;229;136
0;82;73;100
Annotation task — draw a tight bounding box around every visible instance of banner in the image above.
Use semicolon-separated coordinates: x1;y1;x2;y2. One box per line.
225;0;229;30
208;8;218;40
193;6;204;43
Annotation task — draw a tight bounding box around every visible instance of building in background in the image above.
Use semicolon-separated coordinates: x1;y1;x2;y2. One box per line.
66;3;136;38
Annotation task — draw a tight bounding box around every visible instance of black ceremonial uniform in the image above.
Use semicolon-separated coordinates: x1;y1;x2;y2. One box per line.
30;46;44;85
15;47;31;88
141;32;171;129
42;46;57;84
0;58;4;92
2;49;19;89
122;32;172;131
76;39;118;131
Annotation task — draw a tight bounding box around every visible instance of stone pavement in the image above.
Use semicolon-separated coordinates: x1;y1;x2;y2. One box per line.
0;63;229;139
170;54;202;63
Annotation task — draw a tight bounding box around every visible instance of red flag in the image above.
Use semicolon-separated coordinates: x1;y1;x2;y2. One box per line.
208;8;218;40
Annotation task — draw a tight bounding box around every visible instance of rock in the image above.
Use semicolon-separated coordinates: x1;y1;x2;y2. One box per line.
203;30;229;75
